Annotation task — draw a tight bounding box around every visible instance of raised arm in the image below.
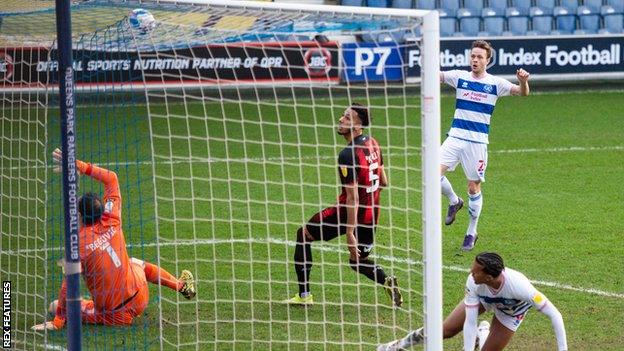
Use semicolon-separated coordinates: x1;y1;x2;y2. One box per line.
511;68;530;96
52;148;121;219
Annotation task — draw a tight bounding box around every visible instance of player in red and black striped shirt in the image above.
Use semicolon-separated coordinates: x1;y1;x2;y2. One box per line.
284;103;402;307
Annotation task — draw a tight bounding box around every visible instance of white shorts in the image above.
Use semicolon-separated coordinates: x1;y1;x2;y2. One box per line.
481;302;527;332
440;136;488;182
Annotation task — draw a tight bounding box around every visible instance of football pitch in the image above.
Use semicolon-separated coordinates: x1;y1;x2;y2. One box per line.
2;89;623;350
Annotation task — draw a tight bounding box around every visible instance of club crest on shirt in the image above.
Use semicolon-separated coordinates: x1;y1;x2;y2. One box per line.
104;200;114;213
483;84;493;93
340;166;348;177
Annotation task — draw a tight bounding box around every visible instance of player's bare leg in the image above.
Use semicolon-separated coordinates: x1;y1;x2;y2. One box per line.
480;316;514;351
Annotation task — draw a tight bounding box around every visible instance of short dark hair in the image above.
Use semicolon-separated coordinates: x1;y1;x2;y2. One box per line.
475;252;505;277
350;102;369;127
78;192;103;226
471;40;493;60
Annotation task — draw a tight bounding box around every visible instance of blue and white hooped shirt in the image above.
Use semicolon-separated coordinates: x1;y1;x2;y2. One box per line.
443;70;514;144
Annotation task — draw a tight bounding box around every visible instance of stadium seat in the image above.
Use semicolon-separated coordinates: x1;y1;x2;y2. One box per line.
530;7;554;35
584;0;603;13
560;0;579;11
601;6;624;33
464;0;484;11
507;7;530;35
457;8;481;36
577;6;600;33
535;0;555;14
392;0;414;8
511;0;532;15
342;0;364;6
439;10;458;36
553;6;577;34
482;7;505;36
441;0;461;15
416;0;436;9
607;0;624;13
489;0;509;13
367;0;390;7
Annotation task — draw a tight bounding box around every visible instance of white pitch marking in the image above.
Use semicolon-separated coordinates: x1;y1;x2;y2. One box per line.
4;145;623;171
22;236;624;300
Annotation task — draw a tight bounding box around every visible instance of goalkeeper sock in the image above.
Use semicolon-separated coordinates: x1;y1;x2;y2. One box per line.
144;261;183;291
294;227;313;297
349;258;387;285
441;176;459;205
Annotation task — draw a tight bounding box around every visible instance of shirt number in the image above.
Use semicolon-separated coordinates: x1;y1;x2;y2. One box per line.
366;162;379;193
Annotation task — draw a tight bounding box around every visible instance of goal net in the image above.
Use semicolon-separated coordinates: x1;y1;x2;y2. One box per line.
0;0;440;349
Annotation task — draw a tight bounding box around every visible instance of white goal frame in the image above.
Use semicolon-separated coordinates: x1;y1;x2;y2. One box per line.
154;0;441;348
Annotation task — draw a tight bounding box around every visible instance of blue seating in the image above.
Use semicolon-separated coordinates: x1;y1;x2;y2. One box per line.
440;0;461;15
535;0;555;14
439;10;458;36
577;6;600;33
560;0;579;11
464;0;484;11
457;8;481;36
507;7;530;34
367;0;390;7
607;0;624;13
530;7;554;34
392;0;413;8
417;0;437;9
584;0;603;13
601;6;624;33
553;6;576;34
482;7;505;35
511;0;531;15
342;0;364;6
489;0;509;13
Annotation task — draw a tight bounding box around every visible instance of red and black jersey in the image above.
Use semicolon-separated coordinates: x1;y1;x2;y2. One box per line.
337;134;383;225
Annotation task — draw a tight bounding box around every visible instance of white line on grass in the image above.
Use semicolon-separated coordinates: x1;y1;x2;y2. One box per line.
4;145;623;171
22;237;624;300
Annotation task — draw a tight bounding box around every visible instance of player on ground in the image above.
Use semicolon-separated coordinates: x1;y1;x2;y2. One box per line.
377;252;568;351
32;149;196;330
441;40;530;251
284;103;402;307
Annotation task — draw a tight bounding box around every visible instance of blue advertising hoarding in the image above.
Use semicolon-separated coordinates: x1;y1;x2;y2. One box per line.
341;42;407;82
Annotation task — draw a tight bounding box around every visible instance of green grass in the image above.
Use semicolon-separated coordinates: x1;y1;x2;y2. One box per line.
1;90;623;350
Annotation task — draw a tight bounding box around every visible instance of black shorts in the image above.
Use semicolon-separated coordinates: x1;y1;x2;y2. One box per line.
305;206;376;260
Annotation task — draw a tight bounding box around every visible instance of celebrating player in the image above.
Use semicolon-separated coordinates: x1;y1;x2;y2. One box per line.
284;103;402;307
440;40;530;251
377;252;567;351
32;149;196;330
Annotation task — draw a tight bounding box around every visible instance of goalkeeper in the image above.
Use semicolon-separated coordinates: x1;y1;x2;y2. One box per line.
32;149;196;330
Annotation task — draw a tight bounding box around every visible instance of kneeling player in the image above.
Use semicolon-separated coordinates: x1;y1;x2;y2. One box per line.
32;149;196;330
378;252;567;351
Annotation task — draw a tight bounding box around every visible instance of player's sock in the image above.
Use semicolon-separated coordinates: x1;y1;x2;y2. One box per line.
399;327;424;348
349;258;387;285
294;227;313;297
466;192;483;236
143;262;183;291
441;176;459;205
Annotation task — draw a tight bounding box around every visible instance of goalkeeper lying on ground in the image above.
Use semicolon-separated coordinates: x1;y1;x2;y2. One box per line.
32;149;196;330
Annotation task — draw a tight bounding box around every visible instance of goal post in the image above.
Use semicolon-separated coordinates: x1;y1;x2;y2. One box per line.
0;0;441;349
